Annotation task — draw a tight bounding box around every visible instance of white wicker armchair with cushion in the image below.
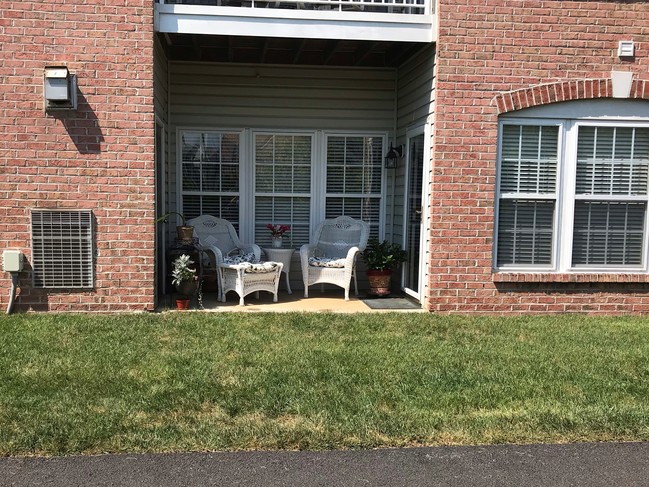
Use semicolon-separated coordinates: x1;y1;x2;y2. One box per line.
188;215;261;302
300;216;370;301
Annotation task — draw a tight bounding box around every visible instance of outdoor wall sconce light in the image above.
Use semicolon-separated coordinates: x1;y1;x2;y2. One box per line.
44;66;77;110
385;143;403;169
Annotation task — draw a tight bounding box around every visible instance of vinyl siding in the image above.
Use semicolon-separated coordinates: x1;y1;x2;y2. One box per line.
389;46;435;246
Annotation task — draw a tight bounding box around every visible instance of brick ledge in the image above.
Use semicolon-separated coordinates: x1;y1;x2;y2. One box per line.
492;272;649;284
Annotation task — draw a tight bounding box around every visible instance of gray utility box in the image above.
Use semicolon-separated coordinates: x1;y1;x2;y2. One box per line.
44;67;77;110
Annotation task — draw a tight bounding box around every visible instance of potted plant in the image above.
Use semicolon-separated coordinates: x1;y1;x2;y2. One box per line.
361;237;407;297
266;223;290;248
171;254;198;310
156;212;194;243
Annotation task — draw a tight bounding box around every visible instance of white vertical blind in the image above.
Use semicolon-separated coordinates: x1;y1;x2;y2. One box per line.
325;135;383;238
497;124;558;266
180;130;240;229
254;133;313;248
572;126;649;266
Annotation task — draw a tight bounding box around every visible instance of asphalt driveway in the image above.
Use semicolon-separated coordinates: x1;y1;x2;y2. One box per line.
2;442;648;486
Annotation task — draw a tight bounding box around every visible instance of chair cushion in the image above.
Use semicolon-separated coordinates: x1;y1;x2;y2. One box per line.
308;257;346;268
244;262;278;274
223;253;257;265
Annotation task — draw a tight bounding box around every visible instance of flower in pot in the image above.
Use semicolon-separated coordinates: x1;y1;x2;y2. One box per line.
171;254;198;309
156;212;194;243
266;223;290;248
360;237;407;297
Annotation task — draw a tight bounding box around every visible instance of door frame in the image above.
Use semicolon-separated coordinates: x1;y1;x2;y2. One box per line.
155;115;167;302
401;124;431;302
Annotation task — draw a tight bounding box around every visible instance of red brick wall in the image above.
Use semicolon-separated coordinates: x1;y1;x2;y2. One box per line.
431;0;649;313
0;1;155;312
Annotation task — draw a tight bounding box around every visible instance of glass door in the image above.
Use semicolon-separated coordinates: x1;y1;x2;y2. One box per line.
402;128;426;299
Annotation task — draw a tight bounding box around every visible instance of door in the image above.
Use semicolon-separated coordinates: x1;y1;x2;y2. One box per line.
402;128;426;300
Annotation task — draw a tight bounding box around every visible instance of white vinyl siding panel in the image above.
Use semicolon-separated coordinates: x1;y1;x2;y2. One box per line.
169;62;395;130
390;47;435;243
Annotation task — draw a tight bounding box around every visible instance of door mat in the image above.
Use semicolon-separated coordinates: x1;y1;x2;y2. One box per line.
362;296;420;310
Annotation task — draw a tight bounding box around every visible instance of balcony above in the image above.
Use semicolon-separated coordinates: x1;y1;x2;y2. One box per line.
155;0;436;43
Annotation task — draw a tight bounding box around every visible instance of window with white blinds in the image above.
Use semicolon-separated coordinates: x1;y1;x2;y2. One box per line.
254;134;312;248
325;135;383;238
573;126;649;267
497;124;558;267
178;129;387;246
180;131;240;228
495;120;649;272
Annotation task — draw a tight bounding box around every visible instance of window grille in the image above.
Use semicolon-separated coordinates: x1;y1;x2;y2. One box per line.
180;130;240;229
495;120;649;272
325;135;383;238
254;133;313;248
496;124;559;267
31;210;94;288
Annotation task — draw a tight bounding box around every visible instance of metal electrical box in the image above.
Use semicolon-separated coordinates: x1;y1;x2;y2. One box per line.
3;250;24;272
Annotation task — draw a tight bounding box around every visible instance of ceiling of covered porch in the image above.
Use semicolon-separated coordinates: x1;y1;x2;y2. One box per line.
159;33;425;67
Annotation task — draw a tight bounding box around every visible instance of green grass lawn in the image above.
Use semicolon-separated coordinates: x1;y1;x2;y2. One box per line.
1;312;648;456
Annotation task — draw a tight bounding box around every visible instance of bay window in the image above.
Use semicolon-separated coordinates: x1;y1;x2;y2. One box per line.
496;119;649;272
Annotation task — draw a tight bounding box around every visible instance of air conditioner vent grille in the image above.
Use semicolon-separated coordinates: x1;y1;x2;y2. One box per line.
31;210;94;288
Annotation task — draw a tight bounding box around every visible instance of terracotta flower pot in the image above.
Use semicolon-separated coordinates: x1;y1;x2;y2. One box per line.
366;269;392;297
176;298;190;310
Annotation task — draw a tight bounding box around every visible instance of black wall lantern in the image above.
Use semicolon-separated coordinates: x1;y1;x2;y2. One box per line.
384;143;403;169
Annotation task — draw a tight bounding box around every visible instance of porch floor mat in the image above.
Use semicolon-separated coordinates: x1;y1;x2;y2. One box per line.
362;296;420;310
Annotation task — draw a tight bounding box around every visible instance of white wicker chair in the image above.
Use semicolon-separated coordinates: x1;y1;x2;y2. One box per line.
188;215;261;302
300;216;370;301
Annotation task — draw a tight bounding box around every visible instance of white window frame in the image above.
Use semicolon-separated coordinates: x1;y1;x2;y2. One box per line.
176;127;244;233
321;131;387;240
495;116;649;273
251;130;316;248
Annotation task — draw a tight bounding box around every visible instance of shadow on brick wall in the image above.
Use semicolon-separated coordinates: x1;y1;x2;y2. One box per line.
48;91;104;154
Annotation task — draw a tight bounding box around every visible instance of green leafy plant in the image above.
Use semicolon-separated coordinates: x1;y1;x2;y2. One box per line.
361;237;407;271
171;254;196;287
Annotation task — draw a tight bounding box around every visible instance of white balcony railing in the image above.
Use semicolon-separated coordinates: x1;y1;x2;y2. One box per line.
157;0;431;15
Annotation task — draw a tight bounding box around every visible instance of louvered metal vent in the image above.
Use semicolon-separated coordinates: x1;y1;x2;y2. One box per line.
31;210;94;288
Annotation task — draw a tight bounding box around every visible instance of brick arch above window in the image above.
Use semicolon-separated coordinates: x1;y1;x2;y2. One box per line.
494;79;649;115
